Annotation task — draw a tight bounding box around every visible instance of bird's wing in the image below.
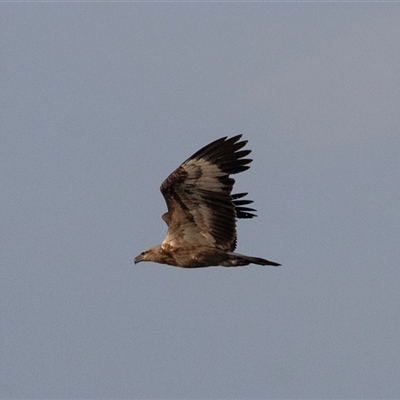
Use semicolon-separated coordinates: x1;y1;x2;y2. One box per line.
160;135;252;252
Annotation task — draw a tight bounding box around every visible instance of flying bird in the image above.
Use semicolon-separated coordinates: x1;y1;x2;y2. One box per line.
134;135;280;268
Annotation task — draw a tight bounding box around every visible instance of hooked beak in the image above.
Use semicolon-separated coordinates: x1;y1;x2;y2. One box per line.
134;254;144;264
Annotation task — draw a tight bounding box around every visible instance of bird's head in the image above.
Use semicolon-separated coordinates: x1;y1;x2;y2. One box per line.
134;245;162;264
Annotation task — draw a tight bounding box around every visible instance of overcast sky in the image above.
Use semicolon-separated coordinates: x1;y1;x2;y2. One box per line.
1;3;400;399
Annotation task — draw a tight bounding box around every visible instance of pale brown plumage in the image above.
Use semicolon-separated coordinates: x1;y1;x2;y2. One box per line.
134;135;280;268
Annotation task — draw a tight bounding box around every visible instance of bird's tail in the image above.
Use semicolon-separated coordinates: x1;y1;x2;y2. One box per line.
222;252;281;267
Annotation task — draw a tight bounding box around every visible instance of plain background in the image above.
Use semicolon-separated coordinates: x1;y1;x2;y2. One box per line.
1;3;400;398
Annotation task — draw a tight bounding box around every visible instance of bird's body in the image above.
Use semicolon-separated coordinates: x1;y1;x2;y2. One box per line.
134;135;280;268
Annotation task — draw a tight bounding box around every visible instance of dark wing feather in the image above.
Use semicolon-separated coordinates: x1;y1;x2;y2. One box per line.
232;192;257;219
160;135;253;252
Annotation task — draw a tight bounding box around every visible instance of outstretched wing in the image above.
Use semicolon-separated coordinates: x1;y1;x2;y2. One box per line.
160;135;253;251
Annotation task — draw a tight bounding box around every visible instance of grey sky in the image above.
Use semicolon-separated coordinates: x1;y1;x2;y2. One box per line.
1;4;400;399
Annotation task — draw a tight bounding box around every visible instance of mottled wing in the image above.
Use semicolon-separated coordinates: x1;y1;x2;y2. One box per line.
160;135;252;252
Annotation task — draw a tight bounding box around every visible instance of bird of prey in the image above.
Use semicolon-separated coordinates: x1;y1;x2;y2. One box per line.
134;135;280;268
